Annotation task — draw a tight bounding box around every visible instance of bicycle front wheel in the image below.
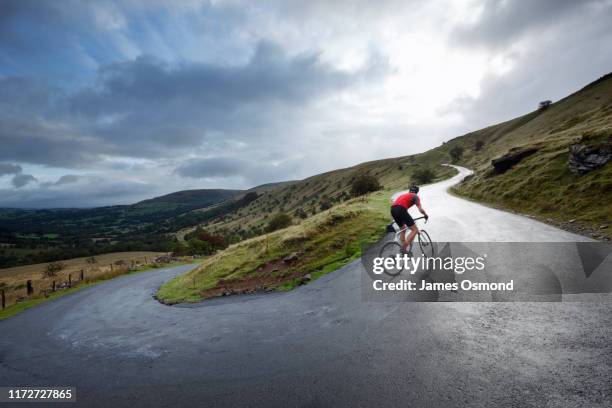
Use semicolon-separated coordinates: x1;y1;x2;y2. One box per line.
417;230;435;258
378;241;405;276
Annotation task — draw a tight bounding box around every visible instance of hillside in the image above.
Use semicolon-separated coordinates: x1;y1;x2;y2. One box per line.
444;72;612;240
159;72;612;303
135;189;240;208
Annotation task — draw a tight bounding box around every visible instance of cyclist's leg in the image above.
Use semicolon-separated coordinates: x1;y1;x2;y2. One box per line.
405;224;418;249
402;213;417;251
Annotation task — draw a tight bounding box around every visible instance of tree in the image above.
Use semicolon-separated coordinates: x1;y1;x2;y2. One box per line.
538;100;552;110
413;167;436;184
474;140;484;151
350;174;381;197
266;213;293;232
449;146;464;163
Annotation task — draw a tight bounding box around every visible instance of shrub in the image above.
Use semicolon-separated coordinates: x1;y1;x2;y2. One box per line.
449;146;464;163
413;167;436;184
45;262;65;277
350;174;381;197
474;140;484;151
319;199;333;211
538;100;552;110
266;213;293;232
295;208;308;219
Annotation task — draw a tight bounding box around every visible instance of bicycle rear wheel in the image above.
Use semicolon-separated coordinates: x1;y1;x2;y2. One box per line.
378;241;405;276
417;230;435;258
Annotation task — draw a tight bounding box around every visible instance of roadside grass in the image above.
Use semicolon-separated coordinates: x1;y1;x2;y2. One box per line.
452;128;612;239
444;75;612;239
157;191;389;303
157;167;457;304
0;259;201;320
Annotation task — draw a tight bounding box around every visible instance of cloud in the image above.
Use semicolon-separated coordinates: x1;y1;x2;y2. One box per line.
0;176;155;208
0;162;22;176
176;157;247;179
0;41;386;169
452;0;608;49
54;174;79;185
0;0;611;207
11;173;37;188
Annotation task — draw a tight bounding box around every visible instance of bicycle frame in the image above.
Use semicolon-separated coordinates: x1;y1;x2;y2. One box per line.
393;216;427;244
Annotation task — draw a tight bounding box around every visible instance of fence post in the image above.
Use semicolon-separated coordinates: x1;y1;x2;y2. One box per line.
27;280;33;296
110;263;114;271
68;274;72;288
52;281;56;292
80;269;84;281
1;289;5;310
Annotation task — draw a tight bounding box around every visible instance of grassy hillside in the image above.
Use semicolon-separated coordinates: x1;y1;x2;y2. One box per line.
158;157;456;303
159;72;612;303
444;72;612;239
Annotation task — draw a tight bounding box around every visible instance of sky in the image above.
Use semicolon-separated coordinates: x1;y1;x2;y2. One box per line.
1;0;611;208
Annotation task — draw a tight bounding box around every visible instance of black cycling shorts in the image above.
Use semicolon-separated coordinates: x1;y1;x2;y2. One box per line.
391;205;414;228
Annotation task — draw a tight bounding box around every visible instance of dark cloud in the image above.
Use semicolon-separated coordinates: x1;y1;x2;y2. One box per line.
176;157;247;179
0;162;22;176
175;156;300;186
453;0;609;48
0;177;155;208
0;41;385;167
54;174;79;185
11;173;37;188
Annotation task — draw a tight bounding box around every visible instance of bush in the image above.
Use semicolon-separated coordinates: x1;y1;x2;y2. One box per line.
413;167;436;184
319;199;333;211
449;146;464;163
295;208;308;219
350;174;381;197
188;227;227;250
266;213;293;232
538;100;552;110
45;262;65;277
474;140;484;151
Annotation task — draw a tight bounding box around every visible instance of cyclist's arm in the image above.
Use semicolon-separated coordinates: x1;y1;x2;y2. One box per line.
416;201;428;219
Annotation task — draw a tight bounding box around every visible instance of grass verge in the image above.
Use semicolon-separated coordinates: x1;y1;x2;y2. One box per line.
157;167;457;304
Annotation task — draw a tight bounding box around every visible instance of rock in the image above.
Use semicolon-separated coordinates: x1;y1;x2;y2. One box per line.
568;143;611;175
491;147;539;174
568;219;576;223
301;273;312;283
600;225;608;229
283;252;300;263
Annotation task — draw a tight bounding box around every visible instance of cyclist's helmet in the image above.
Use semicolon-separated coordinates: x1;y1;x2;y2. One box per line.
409;185;419;194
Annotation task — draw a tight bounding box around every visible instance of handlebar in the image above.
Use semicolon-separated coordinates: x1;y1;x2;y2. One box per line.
413;216;428;223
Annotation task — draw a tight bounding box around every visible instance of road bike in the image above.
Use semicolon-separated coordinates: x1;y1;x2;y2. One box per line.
378;216;434;276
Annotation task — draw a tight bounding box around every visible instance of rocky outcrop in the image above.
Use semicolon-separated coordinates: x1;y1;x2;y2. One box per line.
491;147;539;174
568;143;611;175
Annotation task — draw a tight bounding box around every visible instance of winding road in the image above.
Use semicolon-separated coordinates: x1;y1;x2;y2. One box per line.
1;166;611;407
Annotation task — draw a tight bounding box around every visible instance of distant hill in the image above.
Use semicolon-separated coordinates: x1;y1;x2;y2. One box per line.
135;189;241;209
0;188;243;267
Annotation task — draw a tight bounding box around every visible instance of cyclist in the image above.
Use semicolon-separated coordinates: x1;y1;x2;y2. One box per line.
390;185;428;254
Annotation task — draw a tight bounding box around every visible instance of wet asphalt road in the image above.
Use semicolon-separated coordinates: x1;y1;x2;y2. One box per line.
1;166;611;407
